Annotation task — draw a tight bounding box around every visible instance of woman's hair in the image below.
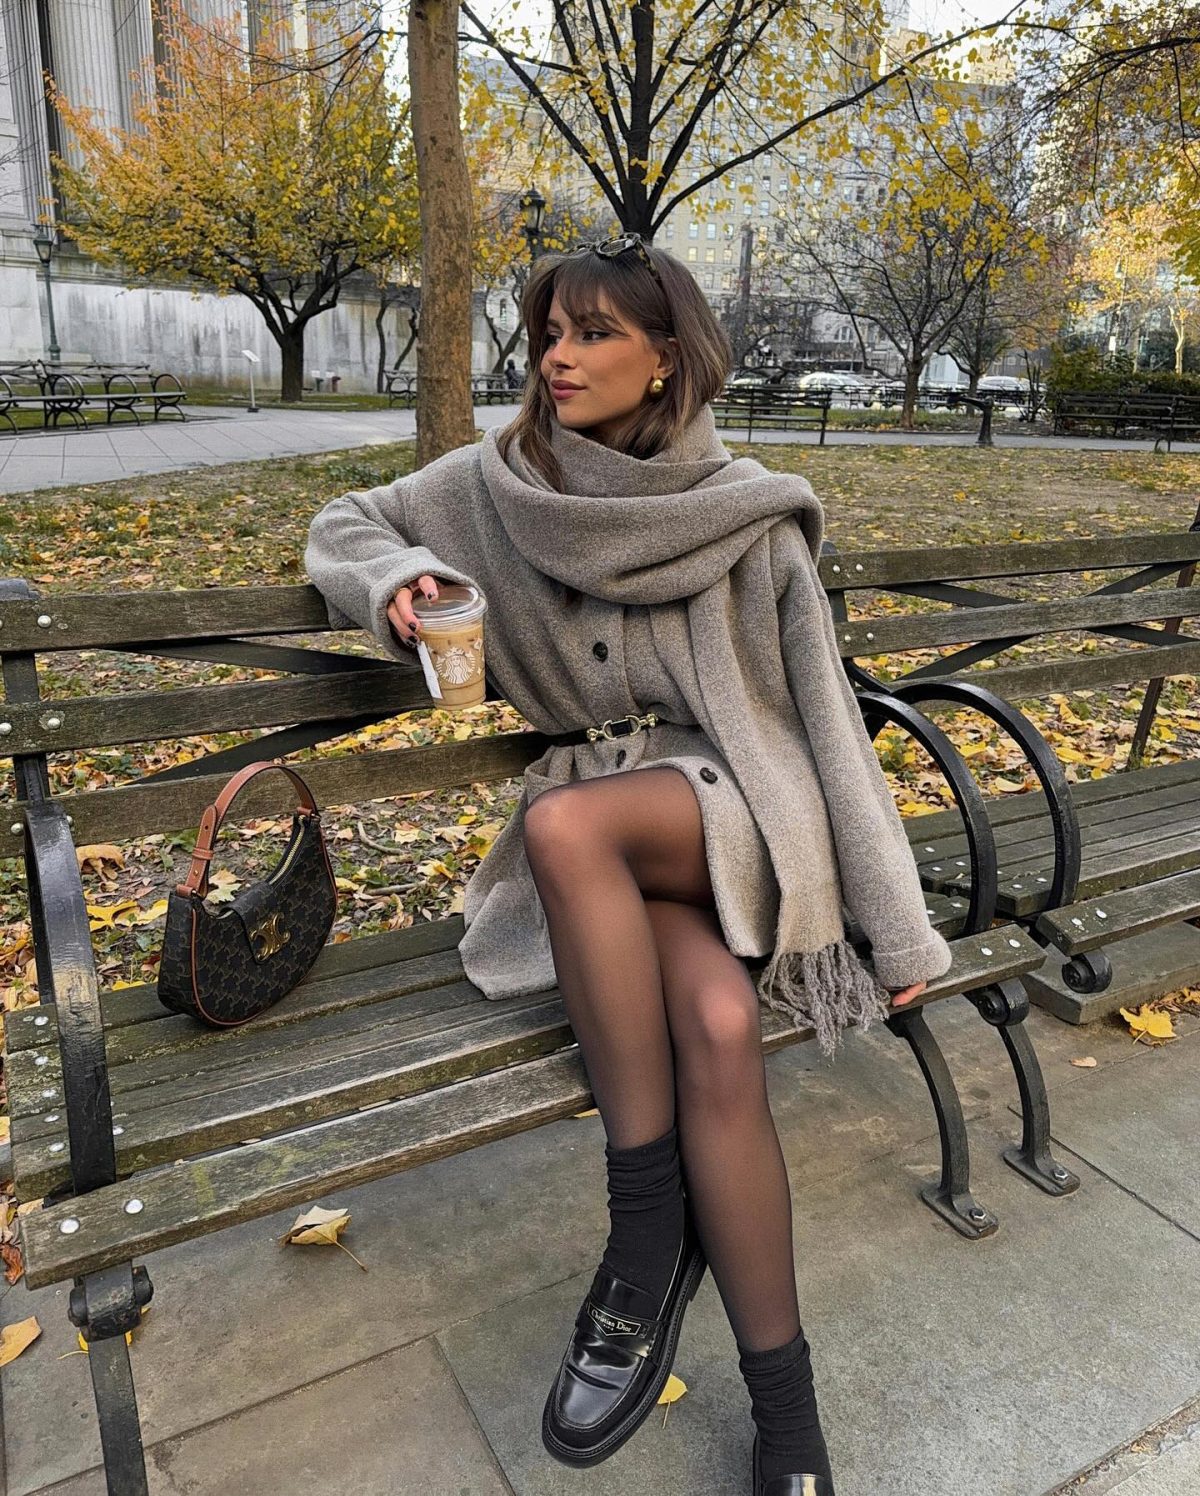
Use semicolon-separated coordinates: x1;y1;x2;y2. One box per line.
497;240;732;491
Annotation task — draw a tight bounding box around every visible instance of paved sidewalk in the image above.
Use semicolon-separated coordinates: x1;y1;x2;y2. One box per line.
2;991;1196;1495
2;404;1198;494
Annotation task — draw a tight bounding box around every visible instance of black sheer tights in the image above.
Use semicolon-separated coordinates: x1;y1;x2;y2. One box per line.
521;766;802;1355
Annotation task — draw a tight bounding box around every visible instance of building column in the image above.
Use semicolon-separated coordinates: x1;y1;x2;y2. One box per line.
112;0;155;129
47;0;123;166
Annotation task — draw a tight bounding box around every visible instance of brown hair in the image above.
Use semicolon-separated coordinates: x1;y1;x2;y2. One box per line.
497;241;732;492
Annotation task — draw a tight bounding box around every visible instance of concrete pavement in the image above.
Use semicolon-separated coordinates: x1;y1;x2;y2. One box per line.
2;403;1198;494
2;988;1197;1495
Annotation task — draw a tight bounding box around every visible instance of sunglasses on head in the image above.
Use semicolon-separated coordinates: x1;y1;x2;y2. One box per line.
566;233;665;290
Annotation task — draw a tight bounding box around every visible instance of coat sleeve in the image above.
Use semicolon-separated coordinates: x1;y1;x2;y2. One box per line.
774;523;953;991
304;464;480;663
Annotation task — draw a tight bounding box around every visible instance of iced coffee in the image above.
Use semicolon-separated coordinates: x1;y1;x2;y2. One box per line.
411;582;488;708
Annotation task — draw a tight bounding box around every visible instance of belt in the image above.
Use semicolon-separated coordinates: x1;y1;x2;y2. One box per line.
545;711;661;746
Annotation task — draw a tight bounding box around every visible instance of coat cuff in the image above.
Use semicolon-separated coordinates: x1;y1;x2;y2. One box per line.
366;550;478;662
869;928;954;991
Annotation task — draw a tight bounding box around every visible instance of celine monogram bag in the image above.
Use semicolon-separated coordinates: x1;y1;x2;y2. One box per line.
156;759;337;1027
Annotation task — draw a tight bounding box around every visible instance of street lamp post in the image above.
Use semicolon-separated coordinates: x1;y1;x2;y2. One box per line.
520;186;546;261
32;226;61;366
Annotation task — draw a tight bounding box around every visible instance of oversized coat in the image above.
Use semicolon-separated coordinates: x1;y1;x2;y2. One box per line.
303;414;952;1012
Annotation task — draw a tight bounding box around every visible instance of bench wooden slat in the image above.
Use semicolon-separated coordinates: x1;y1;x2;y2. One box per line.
1034;870;1200;955
931;640;1200;698
817;533;1200;590
0;733;540;858
4;945;469;1107
977;830;1200;916
7;969;484;1124
897;759;1200;848
13;994;576;1198
6;917;467;1055
0;667;438;756
838;586;1200;655
915;777;1200;883
15;925;1047;1288
919;770;1200;864
0;585;332;652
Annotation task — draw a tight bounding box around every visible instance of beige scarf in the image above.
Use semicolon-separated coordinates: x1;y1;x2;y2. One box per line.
478;407;952;1055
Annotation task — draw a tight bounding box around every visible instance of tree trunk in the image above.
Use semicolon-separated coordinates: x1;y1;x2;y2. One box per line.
376;293;389;394
901;358;921;429
409;0;475;468
279;325;305;402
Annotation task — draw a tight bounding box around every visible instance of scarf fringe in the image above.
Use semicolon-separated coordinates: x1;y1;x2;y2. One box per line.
755;937;892;1059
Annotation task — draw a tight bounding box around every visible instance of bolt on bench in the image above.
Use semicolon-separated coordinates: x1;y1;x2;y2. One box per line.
822;504;1200;1024
1;572;1070;1494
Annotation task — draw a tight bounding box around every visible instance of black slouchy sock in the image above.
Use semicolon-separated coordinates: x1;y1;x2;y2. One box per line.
597;1123;686;1305
738;1328;835;1487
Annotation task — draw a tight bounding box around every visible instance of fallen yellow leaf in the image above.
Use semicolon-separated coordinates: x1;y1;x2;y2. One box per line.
0;1316;40;1368
658;1371;689;1426
75;843;125;875
1119;1005;1176;1042
279;1206;367;1270
86;900;138;931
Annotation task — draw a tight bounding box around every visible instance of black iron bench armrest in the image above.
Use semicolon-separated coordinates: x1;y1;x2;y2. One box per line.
885;679;1082;912
855;690;998;935
13;800;119;1196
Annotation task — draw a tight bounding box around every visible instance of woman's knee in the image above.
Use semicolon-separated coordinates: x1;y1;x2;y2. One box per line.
522;783;595;875
671;982;765;1108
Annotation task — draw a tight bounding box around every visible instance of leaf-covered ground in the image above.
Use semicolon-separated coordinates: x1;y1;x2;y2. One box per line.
1;438;1198;1053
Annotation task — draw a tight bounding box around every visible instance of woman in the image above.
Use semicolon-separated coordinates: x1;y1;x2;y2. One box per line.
304;235;952;1496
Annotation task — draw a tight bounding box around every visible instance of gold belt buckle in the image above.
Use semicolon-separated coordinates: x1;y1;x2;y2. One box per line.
586;711;659;743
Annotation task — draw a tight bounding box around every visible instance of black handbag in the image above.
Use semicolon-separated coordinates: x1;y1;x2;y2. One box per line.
156;759;337;1027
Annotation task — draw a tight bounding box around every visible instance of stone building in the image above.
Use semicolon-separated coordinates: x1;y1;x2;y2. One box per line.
0;1;497;391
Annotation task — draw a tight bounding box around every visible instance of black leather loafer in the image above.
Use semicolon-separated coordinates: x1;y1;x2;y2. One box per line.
752;1431;835;1496
541;1202;707;1468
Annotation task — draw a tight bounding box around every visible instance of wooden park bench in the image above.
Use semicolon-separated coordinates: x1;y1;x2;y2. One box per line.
72;363;189;424
2;571;1075;1492
384;369;417;407
822;503;1200;1026
1049;390;1200;448
711;385;832;441
0;364;88;432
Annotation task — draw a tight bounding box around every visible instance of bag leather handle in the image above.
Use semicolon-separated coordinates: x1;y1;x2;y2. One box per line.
176;758;319;898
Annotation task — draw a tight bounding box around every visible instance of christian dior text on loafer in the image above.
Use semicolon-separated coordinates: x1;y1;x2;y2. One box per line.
752;1431;835;1496
542;1204;707;1468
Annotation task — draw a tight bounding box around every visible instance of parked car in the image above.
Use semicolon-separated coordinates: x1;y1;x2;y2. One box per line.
795;370;870;390
976;375;1030;394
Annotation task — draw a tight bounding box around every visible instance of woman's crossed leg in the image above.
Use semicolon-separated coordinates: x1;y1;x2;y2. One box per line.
522;765;800;1350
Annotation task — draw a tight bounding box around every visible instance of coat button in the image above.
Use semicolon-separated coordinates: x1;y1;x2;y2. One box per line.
592;641;608;661
616;749;627;766
700;766;718;783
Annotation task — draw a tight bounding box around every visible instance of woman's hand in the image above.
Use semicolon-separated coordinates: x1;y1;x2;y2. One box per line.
388;574;441;649
887;979;927;1007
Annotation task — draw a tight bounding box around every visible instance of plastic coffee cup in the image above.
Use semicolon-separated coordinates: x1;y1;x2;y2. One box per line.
411;582;488;707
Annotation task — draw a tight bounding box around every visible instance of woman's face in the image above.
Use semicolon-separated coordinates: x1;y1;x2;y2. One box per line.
540;289;676;446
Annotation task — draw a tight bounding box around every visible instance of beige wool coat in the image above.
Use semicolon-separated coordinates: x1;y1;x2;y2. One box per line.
304;408;952;1052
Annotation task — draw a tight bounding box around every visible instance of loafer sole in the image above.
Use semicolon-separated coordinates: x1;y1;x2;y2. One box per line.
541;1241;706;1468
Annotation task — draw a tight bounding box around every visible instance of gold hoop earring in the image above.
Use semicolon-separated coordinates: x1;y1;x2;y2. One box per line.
648;377;665;398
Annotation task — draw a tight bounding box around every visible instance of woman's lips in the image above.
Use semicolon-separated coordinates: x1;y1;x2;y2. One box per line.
550;383;583;401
